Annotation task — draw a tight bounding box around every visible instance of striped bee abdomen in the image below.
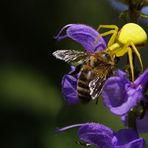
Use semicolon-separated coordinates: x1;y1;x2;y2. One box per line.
77;66;96;103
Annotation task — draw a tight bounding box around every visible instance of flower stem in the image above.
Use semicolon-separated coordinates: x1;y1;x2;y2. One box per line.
127;110;137;131
127;0;140;131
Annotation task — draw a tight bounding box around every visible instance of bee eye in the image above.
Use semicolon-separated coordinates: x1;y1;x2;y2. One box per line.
102;53;110;60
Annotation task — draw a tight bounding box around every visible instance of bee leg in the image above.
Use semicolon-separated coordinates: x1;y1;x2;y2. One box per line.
129;41;143;73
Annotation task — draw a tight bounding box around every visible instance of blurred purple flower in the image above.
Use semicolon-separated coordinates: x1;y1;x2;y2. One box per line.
57;123;146;148
121;110;148;133
136;110;148;133
101;69;148;116
55;24;107;104
108;0;127;12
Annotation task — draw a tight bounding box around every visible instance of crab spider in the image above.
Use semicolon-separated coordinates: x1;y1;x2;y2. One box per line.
96;23;147;81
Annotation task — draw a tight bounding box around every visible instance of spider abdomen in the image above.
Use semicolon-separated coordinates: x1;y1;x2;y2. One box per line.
118;23;147;45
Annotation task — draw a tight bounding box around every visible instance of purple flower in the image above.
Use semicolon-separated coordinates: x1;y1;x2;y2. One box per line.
121;111;148;133
55;24;106;53
57;123;146;148
55;24;107;104
136;110;148;133
61;66;79;105
101;69;148;116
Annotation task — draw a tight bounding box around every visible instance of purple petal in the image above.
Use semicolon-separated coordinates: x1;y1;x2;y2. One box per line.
121;111;148;133
134;69;148;87
121;110;148;133
123;138;146;148
121;114;128;126
115;129;145;148
136;110;148;133
115;129;146;148
115;129;138;145
108;0;127;12
55;24;107;53
102;72;142;115
62;73;79;105
56;122;146;148
78;123;117;148
116;69;128;79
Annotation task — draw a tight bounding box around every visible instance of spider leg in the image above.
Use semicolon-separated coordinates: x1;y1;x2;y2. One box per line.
129;41;143;73
127;47;135;82
96;25;119;32
107;30;118;47
94;30;116;47
96;25;119;46
113;42;134;81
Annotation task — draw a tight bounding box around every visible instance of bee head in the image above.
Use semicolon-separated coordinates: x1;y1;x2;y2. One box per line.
93;51;115;66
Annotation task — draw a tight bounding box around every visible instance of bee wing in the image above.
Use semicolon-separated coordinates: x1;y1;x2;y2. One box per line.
52;50;89;66
89;76;105;100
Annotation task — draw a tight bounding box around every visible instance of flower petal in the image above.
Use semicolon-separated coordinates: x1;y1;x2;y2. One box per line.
136;110;148;133
78;123;117;148
123;138;146;148
108;0;127;12
134;69;148;87
62;73;79;105
115;129;146;148
102;71;142;115
55;24;107;53
115;129;138;145
56;123;146;148
116;69;128;79
122;111;148;133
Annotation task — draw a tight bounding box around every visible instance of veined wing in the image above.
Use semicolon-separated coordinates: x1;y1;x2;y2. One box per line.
52;50;89;66
89;67;110;100
89;76;105;100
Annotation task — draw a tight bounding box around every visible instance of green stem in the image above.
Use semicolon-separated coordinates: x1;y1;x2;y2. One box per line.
128;0;138;23
127;110;137;131
127;0;139;130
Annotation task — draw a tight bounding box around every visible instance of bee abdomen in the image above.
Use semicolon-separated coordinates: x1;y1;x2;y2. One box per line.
78;93;91;103
77;80;88;89
77;70;92;103
77;85;91;102
77;86;90;94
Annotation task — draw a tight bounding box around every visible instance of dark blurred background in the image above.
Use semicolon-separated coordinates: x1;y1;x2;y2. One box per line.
0;0;148;148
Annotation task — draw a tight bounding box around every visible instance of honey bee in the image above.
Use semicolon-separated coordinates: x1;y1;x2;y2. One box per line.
52;50;115;103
